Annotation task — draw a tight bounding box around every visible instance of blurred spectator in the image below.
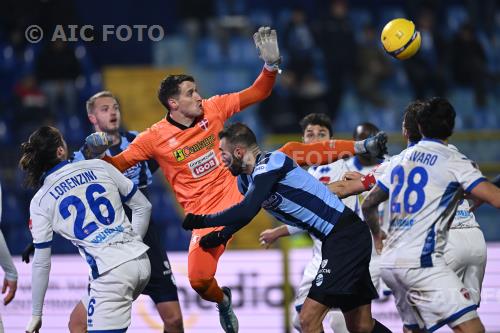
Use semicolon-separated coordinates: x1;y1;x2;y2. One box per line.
13;75;52;139
451;23;488;107
314;0;357;122
178;0;215;37
283;7;315;83
35;40;80;117
355;24;392;107
403;8;447;99
464;0;496;40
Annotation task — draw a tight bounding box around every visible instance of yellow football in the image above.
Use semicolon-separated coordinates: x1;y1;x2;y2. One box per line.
381;18;421;60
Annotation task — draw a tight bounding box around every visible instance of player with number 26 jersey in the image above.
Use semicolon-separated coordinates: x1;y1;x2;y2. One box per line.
30;159;149;275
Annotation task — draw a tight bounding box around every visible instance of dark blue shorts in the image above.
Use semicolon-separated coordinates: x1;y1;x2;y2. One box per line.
307;208;378;312
141;222;179;304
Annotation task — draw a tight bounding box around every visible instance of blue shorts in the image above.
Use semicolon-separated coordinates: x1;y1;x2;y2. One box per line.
141;222;179;304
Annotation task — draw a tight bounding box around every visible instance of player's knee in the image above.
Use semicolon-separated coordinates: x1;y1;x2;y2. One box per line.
299;310;316;332
189;277;212;294
163;313;184;332
68;316;86;333
68;305;87;333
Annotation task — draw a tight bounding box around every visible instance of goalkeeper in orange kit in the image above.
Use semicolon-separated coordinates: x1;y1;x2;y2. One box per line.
85;26;387;333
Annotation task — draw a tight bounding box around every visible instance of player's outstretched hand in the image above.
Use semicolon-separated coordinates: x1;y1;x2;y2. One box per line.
253;26;281;68
2;278;17;305
343;171;364;181
363;131;388;159
25;315;42;333
200;231;230;249
83;132;113;159
182;213;207;230
22;243;35;264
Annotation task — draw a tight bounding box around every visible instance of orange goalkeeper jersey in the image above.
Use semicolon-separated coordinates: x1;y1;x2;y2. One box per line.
109;93;244;214
102;70;357;215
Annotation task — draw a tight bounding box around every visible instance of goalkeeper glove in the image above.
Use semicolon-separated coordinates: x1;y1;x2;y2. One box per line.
83;132;113;159
355;131;388;159
253;26;281;71
200;230;231;249
182;213;207;230
22;243;35;264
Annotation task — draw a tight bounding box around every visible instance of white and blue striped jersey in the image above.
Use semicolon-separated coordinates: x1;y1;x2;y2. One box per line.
29;159;149;278
377;139;486;268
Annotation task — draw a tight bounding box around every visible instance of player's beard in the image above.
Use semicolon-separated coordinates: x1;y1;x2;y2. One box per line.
228;155;244;176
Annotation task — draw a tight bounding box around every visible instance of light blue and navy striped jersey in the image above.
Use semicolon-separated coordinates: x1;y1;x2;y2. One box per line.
73;131;158;188
204;151;346;240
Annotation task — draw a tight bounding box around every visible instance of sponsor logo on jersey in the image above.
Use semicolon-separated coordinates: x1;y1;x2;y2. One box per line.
173;134;215;162
123;163;141;179
262;193;283;210
188;150;220;178
319;166;331;174
89;225;125;244
315;273;324;286
321;259;328;268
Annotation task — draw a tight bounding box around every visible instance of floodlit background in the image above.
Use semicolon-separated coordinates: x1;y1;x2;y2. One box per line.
0;0;499;331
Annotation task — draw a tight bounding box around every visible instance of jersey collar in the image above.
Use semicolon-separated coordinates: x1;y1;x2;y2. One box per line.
421;138;446;145
407;140;419;148
166;112;197;130
41;160;70;183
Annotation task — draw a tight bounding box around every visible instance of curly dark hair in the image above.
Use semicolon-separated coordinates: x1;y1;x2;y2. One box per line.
19;126;65;188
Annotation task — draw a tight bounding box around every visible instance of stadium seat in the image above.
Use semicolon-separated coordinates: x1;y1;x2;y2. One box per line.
446;5;469;34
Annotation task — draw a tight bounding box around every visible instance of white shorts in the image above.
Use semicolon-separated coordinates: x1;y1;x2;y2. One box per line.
381;263;478;332
369;251;381;292
444;227;486;305
84;253;151;332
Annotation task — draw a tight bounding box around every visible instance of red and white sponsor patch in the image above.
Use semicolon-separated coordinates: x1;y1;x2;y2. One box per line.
188;150;219;178
28;218;33;230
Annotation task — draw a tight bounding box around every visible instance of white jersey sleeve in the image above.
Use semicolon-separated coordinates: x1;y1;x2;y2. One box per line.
29;198;54;248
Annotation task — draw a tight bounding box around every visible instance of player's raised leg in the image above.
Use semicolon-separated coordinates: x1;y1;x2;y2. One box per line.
188;231;238;333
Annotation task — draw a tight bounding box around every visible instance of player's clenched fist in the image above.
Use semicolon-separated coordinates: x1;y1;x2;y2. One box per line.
182;213;207;230
253;26;281;69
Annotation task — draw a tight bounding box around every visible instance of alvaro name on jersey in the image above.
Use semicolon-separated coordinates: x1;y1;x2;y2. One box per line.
30;159;149;278
377;139;486;268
